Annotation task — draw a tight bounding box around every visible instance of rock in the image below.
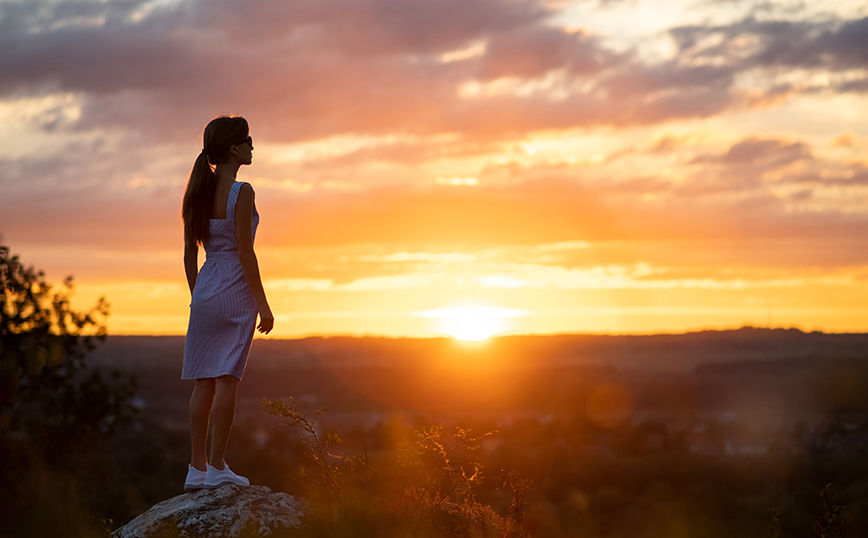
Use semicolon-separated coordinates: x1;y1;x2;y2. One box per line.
111;485;308;538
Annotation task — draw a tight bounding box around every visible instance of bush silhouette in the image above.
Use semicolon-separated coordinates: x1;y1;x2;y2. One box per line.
266;397;532;538
0;242;137;537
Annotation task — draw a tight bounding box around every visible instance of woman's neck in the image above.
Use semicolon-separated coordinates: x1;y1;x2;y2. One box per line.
215;162;240;182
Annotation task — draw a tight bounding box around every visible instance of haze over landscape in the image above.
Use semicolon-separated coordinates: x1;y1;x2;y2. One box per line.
1;0;867;339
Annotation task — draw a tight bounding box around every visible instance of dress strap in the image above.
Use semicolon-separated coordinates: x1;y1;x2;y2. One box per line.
226;182;245;220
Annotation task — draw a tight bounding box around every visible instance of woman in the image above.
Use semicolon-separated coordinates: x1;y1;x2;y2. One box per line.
180;115;274;491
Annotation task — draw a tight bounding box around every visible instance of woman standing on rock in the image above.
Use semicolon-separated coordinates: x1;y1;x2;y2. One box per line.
180;115;273;491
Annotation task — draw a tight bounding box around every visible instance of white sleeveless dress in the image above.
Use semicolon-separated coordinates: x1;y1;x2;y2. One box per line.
182;181;259;380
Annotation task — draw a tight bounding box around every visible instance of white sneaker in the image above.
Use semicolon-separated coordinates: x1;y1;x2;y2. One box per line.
184;465;207;492
204;463;250;489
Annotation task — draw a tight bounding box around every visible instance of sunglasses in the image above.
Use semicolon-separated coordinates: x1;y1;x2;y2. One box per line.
236;135;253;149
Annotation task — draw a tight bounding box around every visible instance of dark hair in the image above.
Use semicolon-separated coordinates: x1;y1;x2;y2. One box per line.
182;115;249;246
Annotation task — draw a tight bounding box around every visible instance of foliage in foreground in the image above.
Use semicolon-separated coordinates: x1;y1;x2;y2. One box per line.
266;397;532;538
264;396;859;538
767;483;850;538
0;242;137;537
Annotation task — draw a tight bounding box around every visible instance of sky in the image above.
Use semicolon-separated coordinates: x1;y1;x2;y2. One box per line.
1;0;867;339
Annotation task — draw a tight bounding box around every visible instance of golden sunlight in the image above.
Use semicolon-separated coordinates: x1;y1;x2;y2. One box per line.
414;304;530;341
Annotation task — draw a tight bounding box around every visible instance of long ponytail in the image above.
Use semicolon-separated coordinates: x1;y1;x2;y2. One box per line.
181;115;249;246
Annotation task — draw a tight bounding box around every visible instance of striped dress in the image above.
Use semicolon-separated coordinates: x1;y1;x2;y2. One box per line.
182;181;259;380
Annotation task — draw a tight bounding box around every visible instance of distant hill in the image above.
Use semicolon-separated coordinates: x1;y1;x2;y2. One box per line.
92;327;868;374
87;328;868;417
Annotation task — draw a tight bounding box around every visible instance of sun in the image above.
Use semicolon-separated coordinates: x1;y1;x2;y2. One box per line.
414;304;529;341
448;317;501;341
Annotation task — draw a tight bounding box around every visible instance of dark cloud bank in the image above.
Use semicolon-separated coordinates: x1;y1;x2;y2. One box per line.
1;0;866;143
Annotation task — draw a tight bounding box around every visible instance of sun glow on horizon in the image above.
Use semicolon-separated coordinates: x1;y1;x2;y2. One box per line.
414;305;530;341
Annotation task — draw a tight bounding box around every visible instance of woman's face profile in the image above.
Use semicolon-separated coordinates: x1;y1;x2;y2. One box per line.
232;135;253;165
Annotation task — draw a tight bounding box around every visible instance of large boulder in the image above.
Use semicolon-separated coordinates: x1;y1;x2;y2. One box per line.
111;485;308;538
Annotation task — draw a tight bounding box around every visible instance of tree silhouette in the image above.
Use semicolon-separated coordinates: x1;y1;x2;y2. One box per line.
1;241;137;536
0;242;136;451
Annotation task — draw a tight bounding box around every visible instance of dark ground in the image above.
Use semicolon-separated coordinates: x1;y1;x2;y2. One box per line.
9;327;868;537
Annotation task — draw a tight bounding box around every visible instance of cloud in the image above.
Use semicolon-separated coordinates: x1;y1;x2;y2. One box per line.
693;138;812;167
247;161;868;271
1;1;866;284
477;26;616;80
0;0;554;140
296;136;505;168
3;128;865;260
3;0;865;146
670;15;868;74
836;78;868;93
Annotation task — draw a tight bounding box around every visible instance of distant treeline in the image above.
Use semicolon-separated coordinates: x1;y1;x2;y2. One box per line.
92;328;868;416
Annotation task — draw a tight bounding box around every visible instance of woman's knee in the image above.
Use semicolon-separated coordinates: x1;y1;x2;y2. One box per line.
193;378;216;395
216;374;239;384
215;375;239;392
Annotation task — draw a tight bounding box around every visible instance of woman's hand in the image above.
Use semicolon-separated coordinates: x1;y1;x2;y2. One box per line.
257;303;274;334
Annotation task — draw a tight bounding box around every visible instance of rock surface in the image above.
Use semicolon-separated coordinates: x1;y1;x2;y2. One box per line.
111;485;308;538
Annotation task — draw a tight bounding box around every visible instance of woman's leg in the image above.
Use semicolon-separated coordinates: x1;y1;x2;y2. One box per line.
190;378;216;471
209;375;240;469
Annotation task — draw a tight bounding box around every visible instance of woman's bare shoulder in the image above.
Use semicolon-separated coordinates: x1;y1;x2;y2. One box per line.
237;182;255;202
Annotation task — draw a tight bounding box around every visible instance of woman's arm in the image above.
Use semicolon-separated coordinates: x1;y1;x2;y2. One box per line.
184;226;199;294
235;183;274;334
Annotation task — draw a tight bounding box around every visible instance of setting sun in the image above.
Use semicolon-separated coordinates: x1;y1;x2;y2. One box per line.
414;305;529;341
